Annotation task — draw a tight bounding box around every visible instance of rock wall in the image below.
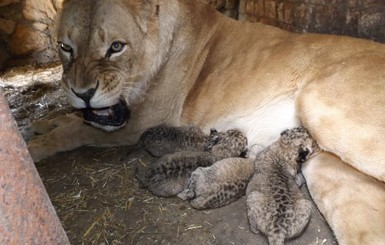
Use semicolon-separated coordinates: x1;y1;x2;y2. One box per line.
1;0;385;70
238;0;385;43
207;0;240;18
0;0;63;70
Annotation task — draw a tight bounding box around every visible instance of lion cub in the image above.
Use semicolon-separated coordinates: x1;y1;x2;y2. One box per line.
177;156;254;209
138;125;247;158
138;125;207;157
136;125;248;197
246;127;320;245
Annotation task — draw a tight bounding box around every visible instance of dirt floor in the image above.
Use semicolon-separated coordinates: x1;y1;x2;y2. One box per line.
0;66;338;245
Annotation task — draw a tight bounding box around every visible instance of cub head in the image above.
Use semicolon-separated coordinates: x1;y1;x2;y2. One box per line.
280;126;320;163
57;0;162;131
205;129;248;158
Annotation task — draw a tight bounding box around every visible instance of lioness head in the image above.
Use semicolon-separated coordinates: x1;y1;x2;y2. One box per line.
57;0;162;131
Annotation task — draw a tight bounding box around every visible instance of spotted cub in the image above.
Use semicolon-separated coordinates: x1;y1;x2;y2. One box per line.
136;125;248;197
246;126;320;245
138;125;207;157
177;157;254;209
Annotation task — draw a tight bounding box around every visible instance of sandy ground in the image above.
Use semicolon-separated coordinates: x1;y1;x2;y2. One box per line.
0;65;337;245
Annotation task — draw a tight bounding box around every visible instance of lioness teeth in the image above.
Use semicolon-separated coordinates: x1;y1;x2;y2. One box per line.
81;100;130;128
92;108;113;117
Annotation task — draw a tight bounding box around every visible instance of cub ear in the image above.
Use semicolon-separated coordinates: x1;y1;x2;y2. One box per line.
129;0;160;33
280;129;290;144
209;128;218;135
280;129;289;137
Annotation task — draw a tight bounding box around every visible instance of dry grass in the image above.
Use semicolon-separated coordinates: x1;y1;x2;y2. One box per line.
35;145;230;245
0;64;71;127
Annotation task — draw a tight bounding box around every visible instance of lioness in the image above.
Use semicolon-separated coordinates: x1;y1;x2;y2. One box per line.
23;0;385;244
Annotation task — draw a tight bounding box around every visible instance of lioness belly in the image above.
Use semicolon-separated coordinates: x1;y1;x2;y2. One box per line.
183;96;299;153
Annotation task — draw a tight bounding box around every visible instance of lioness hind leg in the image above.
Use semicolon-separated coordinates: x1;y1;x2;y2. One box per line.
296;60;385;182
303;152;385;245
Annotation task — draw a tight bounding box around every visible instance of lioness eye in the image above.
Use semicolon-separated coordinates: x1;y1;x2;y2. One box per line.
110;41;125;53
59;42;73;53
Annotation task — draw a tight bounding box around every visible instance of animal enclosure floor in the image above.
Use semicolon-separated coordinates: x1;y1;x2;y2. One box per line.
36;146;337;245
1;65;337;245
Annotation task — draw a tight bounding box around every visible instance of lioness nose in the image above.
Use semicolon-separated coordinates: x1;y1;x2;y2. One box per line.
71;82;99;107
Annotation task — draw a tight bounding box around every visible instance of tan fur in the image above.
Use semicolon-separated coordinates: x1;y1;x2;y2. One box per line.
22;0;385;243
303;152;385;245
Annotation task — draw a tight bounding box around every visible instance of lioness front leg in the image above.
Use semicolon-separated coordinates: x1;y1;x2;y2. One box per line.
303;152;385;245
24;113;137;162
22;113;82;142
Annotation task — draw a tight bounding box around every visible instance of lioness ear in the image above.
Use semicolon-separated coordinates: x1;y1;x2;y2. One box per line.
129;0;160;33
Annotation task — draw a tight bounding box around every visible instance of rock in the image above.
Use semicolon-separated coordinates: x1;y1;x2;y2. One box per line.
0;18;16;34
0;0;20;8
23;0;57;22
0;44;9;70
8;23;48;56
33;22;47;32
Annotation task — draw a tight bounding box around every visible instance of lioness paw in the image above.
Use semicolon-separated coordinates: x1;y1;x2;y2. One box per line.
21;120;57;142
21;113;81;142
27;135;59;162
24;113;86;162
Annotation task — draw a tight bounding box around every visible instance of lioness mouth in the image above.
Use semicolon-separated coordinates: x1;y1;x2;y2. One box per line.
82;100;130;128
